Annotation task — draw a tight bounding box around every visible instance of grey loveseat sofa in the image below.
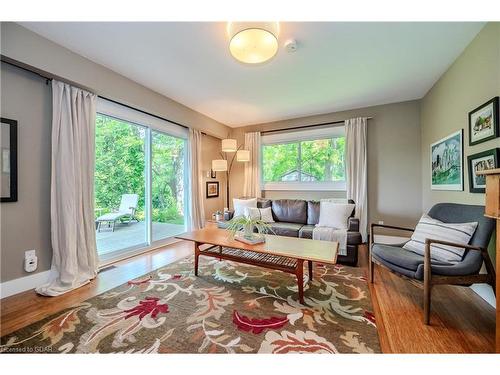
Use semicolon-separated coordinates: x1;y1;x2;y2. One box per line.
217;198;362;266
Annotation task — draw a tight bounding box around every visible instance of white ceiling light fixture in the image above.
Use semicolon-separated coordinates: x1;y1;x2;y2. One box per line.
227;22;279;64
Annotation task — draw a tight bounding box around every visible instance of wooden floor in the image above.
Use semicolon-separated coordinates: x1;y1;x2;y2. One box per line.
0;241;496;353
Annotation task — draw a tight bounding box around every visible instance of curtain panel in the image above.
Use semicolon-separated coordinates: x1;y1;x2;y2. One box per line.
36;80;98;296
243;132;262;198
188;128;205;230
345;117;368;242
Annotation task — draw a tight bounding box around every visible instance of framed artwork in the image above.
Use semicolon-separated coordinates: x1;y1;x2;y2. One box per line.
1;118;18;202
430;129;463;191
467;148;500;193
210;169;217;179
206;181;219;198
468;96;499;146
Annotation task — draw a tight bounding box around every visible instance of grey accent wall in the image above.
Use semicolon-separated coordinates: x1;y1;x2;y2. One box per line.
0;62;52;282
230;100;422;229
420;22;499;266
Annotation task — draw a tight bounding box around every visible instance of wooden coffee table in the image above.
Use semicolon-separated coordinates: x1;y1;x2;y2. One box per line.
176;227;339;304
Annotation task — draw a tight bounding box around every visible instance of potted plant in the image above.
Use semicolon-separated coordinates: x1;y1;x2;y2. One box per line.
225;216;273;242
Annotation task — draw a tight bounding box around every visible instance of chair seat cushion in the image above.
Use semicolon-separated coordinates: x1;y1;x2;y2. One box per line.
372;243;449;271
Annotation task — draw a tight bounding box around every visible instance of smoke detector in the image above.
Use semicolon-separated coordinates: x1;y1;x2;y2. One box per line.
284;39;298;53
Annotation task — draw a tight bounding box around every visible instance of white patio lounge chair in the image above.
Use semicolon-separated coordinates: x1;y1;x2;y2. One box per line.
96;194;139;232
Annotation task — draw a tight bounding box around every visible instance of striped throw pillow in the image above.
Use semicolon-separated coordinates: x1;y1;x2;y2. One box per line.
402;214;478;263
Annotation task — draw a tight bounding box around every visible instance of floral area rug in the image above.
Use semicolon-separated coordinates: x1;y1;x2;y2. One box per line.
0;254;380;354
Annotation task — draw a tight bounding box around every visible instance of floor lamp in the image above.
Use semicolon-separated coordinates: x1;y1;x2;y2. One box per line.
212;138;250;209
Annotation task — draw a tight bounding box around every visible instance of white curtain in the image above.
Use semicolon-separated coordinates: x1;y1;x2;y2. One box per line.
188;128;205;230
243;132;262;198
345;117;368;242
36;80;98;296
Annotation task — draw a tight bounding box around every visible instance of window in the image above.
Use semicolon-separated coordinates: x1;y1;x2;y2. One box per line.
94;99;188;263
261;127;346;191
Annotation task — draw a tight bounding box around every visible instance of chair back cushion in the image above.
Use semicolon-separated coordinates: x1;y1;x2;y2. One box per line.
271;199;307;224
119;194;139;214
402;214;478;263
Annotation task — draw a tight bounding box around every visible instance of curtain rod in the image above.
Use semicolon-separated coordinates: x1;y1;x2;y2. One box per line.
1;56;195;132
260;117;373;135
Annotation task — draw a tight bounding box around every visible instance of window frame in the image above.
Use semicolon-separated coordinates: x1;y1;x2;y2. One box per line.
261;126;346;191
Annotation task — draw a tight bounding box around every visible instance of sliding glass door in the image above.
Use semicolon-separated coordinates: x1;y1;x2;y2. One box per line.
94;114;147;256
94;101;188;263
151;130;186;241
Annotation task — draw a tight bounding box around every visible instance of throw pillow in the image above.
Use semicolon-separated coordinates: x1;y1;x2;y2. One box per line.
402;214;478;263
233;198;257;218
244;207;275;223
317;201;355;229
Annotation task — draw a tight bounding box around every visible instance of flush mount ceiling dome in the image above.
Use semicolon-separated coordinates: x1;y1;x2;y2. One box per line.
227;22;279;64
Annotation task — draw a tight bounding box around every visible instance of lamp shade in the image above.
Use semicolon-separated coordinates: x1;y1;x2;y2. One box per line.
221;139;237;152
236;149;250;162
212;159;228;171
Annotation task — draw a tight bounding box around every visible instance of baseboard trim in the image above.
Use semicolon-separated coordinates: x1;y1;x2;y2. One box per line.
0;269;53;299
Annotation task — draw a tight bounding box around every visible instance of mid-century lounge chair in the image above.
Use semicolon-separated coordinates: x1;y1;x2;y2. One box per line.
369;203;496;324
96;194;139;232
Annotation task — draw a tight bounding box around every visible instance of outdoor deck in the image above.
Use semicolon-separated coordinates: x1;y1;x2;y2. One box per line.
96;221;185;255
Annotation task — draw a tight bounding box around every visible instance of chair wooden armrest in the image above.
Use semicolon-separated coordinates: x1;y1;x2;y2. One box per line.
370;223;415;245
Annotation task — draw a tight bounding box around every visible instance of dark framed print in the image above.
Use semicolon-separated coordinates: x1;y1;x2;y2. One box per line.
210;169;216;179
1;118;18;202
467;148;500;193
206;181;219;198
468;96;499;146
431;129;463;191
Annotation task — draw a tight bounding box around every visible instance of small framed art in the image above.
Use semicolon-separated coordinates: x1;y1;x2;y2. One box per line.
468;97;499;146
467;148;500;193
206;181;219;198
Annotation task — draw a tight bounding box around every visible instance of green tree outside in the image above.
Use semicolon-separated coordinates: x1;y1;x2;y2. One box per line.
94;114;185;225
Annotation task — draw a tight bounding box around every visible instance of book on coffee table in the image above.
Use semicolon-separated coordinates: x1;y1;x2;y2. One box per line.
234;233;266;245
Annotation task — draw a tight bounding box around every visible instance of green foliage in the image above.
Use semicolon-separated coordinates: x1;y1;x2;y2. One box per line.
94;114;185;225
262;137;345;182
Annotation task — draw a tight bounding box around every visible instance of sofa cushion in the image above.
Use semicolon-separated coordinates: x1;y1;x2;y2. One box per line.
268;222;303;237
271;199;307;224
307;201;320;225
299;225;362;245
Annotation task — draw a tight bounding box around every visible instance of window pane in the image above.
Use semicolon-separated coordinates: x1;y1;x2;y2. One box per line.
300;137;345;182
94;114;146;256
151;131;186;241
262;143;299;182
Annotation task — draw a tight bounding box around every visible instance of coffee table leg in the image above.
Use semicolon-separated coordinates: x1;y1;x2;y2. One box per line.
296;259;304;304
194;242;200;276
308;260;313;281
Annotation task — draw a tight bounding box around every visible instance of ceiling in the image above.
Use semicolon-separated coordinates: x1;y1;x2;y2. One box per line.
20;22;484;127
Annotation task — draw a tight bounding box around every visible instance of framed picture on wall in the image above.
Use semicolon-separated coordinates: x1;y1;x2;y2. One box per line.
430;129;463;191
468;96;499;146
467;148;500;193
1;117;18;202
206;181;219;198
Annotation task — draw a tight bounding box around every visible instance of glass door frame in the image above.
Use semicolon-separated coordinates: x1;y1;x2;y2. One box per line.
95;99;189;267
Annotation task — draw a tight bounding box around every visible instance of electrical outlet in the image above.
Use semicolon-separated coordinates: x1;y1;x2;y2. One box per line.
25;249;36;259
378;221;384;225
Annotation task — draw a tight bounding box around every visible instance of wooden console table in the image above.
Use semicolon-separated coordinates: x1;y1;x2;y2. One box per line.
477;168;500;353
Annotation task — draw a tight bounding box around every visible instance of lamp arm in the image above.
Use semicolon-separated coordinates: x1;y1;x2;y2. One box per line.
227;144;243;175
